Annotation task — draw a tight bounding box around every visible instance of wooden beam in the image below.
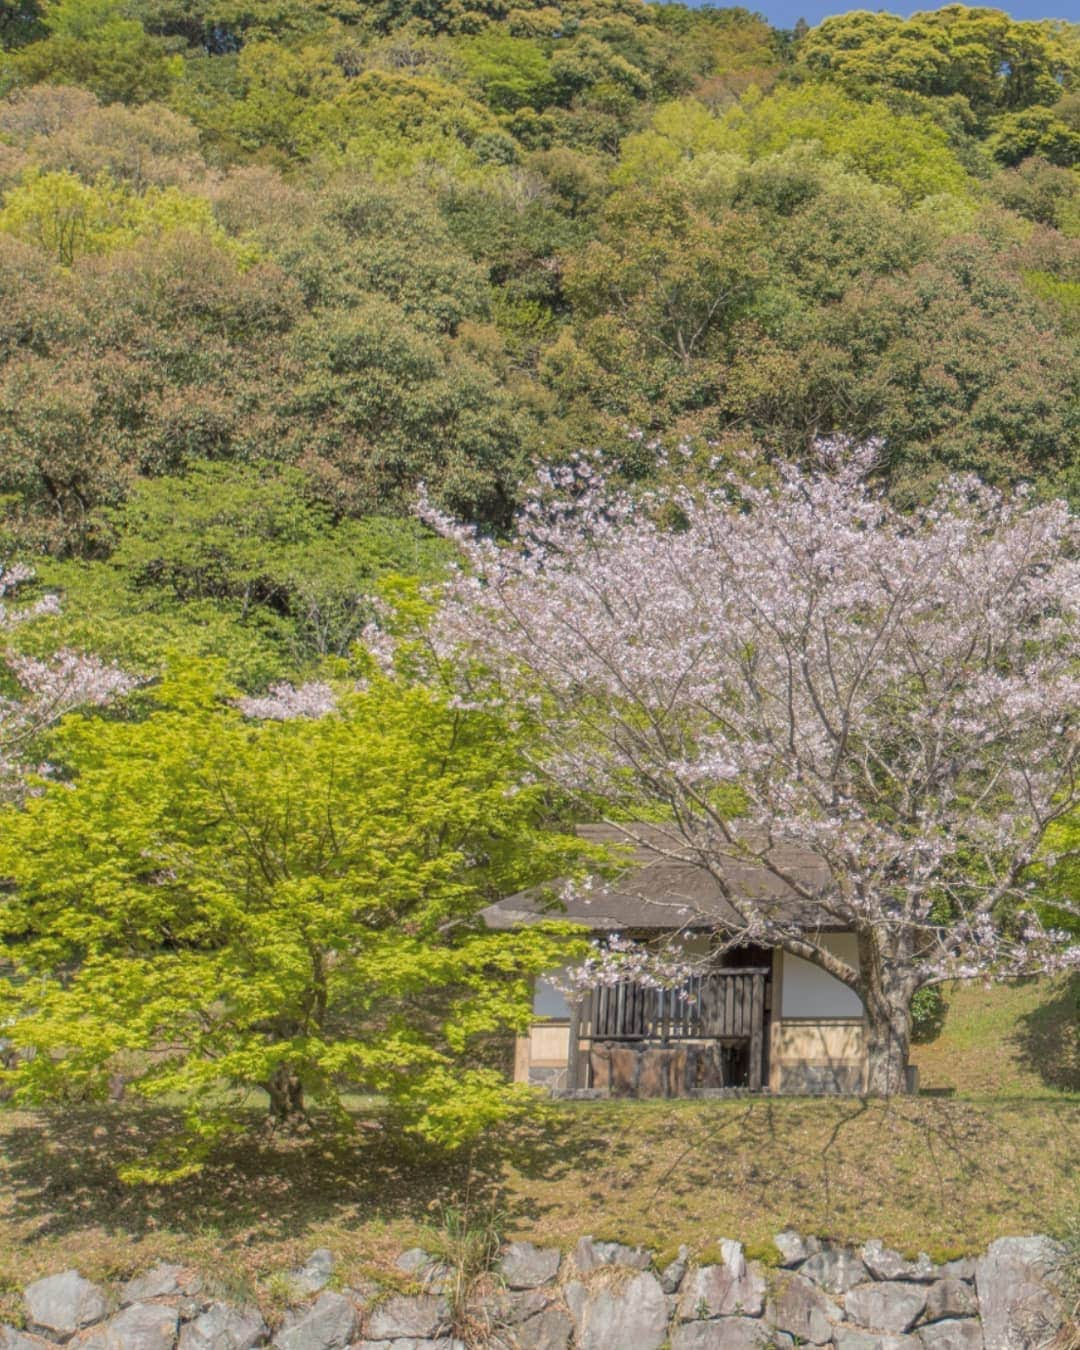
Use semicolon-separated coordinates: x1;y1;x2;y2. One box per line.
749;974;764;1091
566;999;583;1091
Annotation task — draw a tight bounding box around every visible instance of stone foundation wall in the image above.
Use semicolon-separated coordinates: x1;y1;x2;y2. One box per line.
777;1063;866;1095
589;1041;753;1097
3;1230;1072;1350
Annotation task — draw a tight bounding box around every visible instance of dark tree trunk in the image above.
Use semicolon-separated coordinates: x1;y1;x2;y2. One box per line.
265;1064;305;1124
858;931;917;1096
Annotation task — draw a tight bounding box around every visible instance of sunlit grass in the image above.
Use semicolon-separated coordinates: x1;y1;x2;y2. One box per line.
0;977;1074;1319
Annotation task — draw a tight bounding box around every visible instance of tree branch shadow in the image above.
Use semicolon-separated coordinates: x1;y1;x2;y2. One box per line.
1011;974;1079;1093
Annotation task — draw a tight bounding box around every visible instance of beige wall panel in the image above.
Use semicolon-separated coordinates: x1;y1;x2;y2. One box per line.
513;1035;531;1084
530;1023;570;1064
773;1020;865;1062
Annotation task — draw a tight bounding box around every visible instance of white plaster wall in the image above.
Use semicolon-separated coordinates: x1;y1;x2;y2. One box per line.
780;932;864;1018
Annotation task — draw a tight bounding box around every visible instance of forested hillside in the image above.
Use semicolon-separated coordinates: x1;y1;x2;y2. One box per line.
0;0;1078;686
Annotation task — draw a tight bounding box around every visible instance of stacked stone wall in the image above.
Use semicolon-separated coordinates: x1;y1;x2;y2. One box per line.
3;1230;1072;1350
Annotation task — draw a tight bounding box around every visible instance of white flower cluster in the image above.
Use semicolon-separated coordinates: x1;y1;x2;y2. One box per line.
550;933;700;1003
235;681;337;721
429;438;1080;991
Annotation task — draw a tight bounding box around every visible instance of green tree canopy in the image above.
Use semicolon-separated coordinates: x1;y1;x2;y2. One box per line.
0;662;587;1178
797;7;1075;124
3;0;181;103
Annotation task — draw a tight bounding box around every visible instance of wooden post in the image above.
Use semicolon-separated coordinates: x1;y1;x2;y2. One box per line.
748;974;764;1091
566;1000;583;1092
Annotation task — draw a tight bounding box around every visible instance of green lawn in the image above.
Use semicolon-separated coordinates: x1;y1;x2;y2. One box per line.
0;978;1075;1320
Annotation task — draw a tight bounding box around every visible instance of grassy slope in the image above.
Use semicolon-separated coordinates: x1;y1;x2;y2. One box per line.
0;978;1075;1316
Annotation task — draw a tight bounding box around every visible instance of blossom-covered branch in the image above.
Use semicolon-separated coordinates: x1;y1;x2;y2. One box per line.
235;681;338;721
422;442;1080;1092
0;566;138;799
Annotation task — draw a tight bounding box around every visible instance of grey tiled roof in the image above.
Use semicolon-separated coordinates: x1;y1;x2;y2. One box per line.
482;822;842;933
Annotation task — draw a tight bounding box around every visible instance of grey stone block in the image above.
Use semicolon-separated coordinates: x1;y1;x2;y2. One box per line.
177;1303;267;1350
765;1270;842;1344
862;1242;937;1283
670;1318;773;1349
773;1231;822;1267
922;1279;978;1324
363;1294;448;1343
935;1260;976;1284
79;1303;180;1350
918;1321;985;1349
495;1290;552;1326
272;1293;357;1350
834;1333;920;1350
570;1237;651;1275
975;1236;1064;1350
498;1243;560;1290
392;1252;430;1277
800;1249;869;1296
659;1246;690;1294
0;1330;54;1350
677;1242;766;1320
120;1268;192;1308
512;1307;572;1349
352;1341;464;1350
286;1251;333;1299
845;1283;928;1335
568;1271;668;1350
25;1272;110;1341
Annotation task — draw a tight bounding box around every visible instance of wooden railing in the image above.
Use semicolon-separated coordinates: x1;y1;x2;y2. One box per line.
567;968;769;1092
580;969;769;1043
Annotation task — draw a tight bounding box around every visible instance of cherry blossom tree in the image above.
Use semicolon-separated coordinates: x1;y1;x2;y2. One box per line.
423;445;1080;1094
0;563;136;799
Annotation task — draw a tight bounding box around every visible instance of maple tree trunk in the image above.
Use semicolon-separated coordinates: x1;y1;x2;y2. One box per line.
265;1064;306;1124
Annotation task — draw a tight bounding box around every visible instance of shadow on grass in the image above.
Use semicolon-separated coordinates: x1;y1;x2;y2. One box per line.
1012;974;1080;1093
0;1089;1072;1265
0;1100;612;1252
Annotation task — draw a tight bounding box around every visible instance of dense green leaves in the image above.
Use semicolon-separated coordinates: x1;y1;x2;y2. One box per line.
0;4;1074;546
0;665;588;1175
0;0;1078;1167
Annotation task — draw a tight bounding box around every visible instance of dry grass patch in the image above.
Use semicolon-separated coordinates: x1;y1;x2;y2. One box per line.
0;977;1074;1319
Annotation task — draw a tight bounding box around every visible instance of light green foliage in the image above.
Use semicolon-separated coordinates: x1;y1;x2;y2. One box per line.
457;33;555;113
616;87;973;203
1039;815;1080;939
990;105;1080;167
0;663;589;1177
3;0;180;103
797;8;1075;123
296;68;507;174
712;84;972;202
106;462;452;659
6;463;453;680
0;168;248;266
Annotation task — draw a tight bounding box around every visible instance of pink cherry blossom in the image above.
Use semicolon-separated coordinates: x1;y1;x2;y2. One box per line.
235;681;338;721
0;565;139;800
422;441;1080;1092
